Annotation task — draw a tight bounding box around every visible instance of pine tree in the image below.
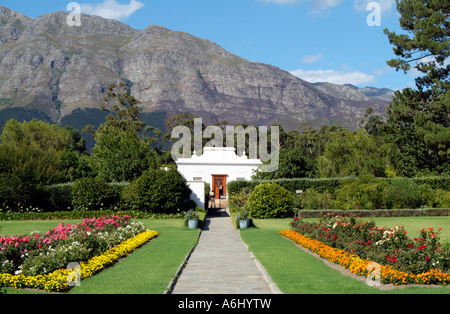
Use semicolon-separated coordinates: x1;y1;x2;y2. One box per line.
383;0;449;175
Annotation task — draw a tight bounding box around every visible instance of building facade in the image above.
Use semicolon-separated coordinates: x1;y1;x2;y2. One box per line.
176;147;262;206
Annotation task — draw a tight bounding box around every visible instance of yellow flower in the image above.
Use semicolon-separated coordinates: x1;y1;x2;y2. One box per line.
0;230;158;292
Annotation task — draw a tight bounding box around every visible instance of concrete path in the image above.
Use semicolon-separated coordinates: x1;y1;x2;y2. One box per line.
170;209;282;294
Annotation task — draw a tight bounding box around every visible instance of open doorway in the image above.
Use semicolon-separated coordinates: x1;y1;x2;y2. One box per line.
212;174;227;199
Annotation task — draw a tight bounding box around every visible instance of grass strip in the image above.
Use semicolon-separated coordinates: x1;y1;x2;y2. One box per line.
239;219;450;294
68;219;200;294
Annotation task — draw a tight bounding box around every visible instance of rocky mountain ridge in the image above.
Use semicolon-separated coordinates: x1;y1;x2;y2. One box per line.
0;6;390;131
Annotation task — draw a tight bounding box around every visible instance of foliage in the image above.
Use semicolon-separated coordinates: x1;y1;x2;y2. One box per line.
289;214;450;275
381;178;422;209
0;216;157;292
0;119;90;210
0;143;65;210
434;189;450;208
122;168;191;214
91;124;153;182
0;209;186;221
234;208;251;229
295;189;334;210
88;82;165;182
71;177;120;211
228;186;252;212
246;183;293;218
42;183;73;212
333;175;389;210
232;175;450;212
316;128;387;178
380;0;450;176
184;209;199;220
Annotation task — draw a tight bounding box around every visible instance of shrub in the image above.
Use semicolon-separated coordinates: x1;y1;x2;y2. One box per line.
42;183;73;211
71;177;119;211
434;189;450;208
382;178;422;209
295;188;334;210
246;183;293;218
334;175;388;210
417;183;436;208
228;187;252;212
122;168;191;214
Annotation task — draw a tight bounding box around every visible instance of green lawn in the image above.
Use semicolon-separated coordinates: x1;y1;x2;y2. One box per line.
3;216;450;294
239;218;450;294
1;219;200;294
69;219;200;294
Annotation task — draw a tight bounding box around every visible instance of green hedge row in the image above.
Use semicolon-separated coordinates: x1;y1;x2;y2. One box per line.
0;209;186;221
2;168;194;215
39;181;128;212
298;208;450;218
227;176;450;196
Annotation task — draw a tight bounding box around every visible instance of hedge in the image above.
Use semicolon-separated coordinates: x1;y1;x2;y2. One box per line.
298;208;450;218
0;210;186;221
40;182;129;212
227;176;450;196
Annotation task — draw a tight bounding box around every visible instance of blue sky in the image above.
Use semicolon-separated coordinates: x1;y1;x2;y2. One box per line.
2;0;415;90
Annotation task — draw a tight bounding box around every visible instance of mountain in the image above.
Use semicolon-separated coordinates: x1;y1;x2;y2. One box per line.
0;6;391;133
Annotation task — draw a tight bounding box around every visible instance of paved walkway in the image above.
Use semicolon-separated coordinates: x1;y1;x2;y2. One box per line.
170;209;282;294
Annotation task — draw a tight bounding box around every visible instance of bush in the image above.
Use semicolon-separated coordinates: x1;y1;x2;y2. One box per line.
228;187;252;212
382;178;422;209
122;168;191;214
434;189;450;208
334;175;388;210
246;183;293;218
72;177;120;211
42;183;73;211
295;188;334;210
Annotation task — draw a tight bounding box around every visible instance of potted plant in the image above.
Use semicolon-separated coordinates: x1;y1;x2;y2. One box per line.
235;208;251;229
185;209;199;229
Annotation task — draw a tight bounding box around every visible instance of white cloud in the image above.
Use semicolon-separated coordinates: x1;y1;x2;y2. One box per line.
81;0;144;21
301;54;323;64
309;0;343;14
353;0;395;13
290;68;376;85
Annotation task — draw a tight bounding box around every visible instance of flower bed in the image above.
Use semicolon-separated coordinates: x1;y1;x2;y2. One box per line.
281;215;450;286
0;215;158;292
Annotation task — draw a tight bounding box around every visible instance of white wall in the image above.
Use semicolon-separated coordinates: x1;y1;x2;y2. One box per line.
187;181;205;209
176;147;262;202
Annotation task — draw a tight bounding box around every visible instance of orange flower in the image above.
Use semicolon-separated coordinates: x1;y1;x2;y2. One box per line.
280;230;450;286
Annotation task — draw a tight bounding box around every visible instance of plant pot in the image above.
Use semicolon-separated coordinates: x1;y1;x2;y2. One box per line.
239;219;250;229
188;219;199;229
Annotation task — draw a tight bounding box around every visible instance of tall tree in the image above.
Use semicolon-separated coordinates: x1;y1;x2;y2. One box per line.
90;82;163;182
383;0;449;175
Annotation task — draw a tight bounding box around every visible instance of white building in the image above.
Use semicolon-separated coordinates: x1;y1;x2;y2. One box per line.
176;147;262;207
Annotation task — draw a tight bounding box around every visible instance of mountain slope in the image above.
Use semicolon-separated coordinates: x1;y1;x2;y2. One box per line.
0;6;390;131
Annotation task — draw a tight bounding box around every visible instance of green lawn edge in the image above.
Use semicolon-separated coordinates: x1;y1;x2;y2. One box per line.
238;218;450;294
